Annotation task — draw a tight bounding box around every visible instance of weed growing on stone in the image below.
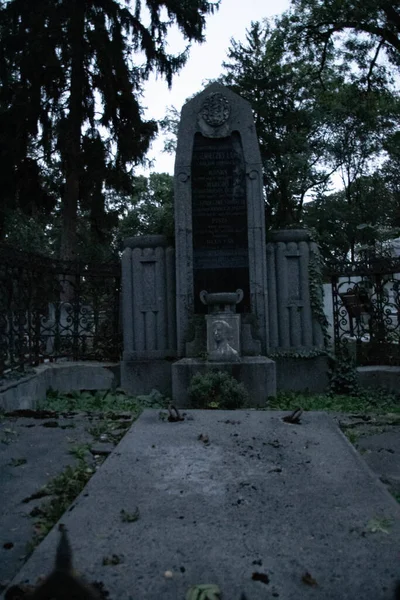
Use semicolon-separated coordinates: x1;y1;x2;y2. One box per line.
344;430;361;444
86;419;127;444
1;426;18;444
367;517;393;534
120;508;140;522
68;443;92;460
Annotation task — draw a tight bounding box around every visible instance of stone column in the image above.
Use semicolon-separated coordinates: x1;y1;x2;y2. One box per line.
174;168;194;357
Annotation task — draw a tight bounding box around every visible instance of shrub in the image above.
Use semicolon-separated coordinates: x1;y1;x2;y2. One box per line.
188;370;249;409
329;347;358;395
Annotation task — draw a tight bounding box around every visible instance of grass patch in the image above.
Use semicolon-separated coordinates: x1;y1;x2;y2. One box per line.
68;443;92;460
38;388;169;414
268;389;400;413
27;459;95;552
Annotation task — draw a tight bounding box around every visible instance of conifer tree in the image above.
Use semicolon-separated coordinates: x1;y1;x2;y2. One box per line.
0;0;219;258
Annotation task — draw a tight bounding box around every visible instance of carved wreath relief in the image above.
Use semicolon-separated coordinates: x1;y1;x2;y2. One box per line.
199;92;230;128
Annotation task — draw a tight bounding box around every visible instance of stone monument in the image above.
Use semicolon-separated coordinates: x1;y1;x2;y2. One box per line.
172;83;276;405
120;85;328;399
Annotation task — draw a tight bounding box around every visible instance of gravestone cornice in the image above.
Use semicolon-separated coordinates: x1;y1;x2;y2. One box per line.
175;83;262;171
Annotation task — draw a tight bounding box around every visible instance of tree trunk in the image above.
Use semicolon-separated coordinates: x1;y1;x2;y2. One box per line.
59;0;85;303
89;186;106;257
60;0;85;263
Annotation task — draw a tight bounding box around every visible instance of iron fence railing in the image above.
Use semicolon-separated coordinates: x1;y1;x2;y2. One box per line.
0;244;121;378
330;258;400;366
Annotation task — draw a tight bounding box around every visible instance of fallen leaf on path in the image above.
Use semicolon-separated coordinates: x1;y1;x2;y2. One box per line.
302;572;318;586
252;572;270;584
367;517;392;534
185;583;221;600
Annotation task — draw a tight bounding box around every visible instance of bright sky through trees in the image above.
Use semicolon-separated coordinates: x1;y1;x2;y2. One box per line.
140;0;290;174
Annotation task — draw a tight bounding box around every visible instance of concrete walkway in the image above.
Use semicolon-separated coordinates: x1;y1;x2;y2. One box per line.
6;410;400;600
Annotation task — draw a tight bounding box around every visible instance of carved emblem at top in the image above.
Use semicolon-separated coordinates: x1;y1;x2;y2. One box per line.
199;92;230;127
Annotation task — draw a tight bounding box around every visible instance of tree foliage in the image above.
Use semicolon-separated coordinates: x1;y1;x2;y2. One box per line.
288;0;400;86
118;172;174;246
220;18;399;227
220;21;335;226
0;0;219;259
303;172;400;264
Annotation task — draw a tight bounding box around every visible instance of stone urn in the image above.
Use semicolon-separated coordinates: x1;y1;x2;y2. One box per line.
199;289;244;314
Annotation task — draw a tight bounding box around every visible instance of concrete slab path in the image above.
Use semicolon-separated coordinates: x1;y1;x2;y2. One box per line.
6;410;400;600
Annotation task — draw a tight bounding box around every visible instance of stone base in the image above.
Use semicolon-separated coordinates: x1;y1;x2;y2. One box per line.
357;365;400;392
120;360;172;397
274;355;329;393
172;356;276;408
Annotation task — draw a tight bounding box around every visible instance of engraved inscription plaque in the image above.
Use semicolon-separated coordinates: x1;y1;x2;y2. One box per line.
191;132;250;313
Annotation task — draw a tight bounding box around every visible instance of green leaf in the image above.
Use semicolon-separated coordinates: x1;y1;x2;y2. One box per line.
367;517;392;534
186;584;221;600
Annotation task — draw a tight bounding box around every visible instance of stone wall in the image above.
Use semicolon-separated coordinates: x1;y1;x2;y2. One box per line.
121;235;176;359
121;235;177;395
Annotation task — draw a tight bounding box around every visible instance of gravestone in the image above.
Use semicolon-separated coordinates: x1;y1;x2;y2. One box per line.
173;83;275;405
174;83;269;356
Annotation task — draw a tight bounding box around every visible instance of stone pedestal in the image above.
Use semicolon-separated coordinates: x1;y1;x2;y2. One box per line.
172;357;276;408
274;355;329;393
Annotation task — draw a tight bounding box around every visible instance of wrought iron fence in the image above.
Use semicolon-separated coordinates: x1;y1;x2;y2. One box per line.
330;257;400;365
0;244;121;378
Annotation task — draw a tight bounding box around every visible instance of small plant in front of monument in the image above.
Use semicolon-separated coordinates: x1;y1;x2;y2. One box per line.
188;371;249;409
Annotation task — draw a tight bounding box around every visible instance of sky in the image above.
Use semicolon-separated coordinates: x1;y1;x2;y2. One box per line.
140;0;291;176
